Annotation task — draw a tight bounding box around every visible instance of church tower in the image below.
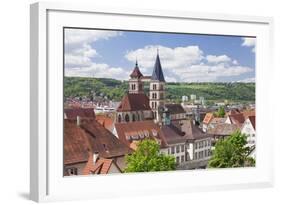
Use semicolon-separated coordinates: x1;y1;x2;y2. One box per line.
128;60;144;94
149;52;165;122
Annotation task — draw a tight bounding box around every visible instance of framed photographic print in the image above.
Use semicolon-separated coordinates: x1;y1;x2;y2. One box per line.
30;2;274;202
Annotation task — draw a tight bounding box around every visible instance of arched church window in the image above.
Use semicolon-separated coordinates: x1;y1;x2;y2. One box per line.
125;114;130;122
118;114;122;123
132;114;135;122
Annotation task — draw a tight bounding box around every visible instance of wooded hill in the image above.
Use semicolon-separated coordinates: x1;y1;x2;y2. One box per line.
64;77;255;104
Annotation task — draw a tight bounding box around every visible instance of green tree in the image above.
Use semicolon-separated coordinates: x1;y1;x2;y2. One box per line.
215;106;225;117
124;139;176;172
208;131;255;168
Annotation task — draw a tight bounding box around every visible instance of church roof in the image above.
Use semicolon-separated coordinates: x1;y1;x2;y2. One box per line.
151;54;165;82
117;93;151;112
130;61;143;79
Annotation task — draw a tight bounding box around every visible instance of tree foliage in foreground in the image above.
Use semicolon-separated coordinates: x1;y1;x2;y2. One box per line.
208;131;255;168
124;139;176;172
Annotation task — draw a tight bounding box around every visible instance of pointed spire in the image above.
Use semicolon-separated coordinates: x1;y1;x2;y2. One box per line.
130;60;143;79
151;52;165;82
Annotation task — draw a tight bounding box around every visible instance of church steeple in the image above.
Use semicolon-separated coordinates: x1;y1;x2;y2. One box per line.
151;53;165;82
129;60;144;94
130;60;143;79
149;52;166;122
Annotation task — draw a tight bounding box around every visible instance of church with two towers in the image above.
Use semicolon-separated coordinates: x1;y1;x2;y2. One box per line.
116;52;166;124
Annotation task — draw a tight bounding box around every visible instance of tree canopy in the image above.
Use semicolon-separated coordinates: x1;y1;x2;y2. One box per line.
215;106;226;117
208;131;255;168
124;139;176;172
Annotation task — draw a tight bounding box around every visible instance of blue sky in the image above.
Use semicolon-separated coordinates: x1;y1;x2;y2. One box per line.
64;28;255;82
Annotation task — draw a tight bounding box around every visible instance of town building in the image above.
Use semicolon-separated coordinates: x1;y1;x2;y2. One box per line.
82;152;122;175
202;113;214;132
113;120;166;151
207;123;239;144
225;113;246;127
241;115;256;149
160;104;186;122
181;120;212;169
64;118;133;176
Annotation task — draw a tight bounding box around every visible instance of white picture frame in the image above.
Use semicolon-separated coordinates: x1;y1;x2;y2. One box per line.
30;2;274;202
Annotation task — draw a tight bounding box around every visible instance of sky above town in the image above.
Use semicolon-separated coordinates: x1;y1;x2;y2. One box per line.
64;28;256;82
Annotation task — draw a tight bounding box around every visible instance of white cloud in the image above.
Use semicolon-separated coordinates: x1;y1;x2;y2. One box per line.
125;45;203;71
65;43;98;68
65;63;130;80
232;59;238;65
206;55;231;64
242;37;256;52
125;45;253;82
175;64;253;82
64;29;128;79
65;29;122;45
65;29;122;68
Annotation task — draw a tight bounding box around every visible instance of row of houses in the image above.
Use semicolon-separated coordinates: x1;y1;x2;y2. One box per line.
64;105;213;176
202;108;256;158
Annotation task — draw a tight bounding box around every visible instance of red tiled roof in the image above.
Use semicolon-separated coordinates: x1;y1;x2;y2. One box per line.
64;118;132;169
81;120;133;158
64;120;90;165
160;120;211;144
95;115;114;132
159;124;186;145
117;93;151;112
227;109;241;116
242;110;255;119
203;113;214;124
83;156;121;175
64;108;95;119
210;117;226;124
207;123;239;136
248;115;256;130
182;120;211;141
228;113;245;126
115;120;167;148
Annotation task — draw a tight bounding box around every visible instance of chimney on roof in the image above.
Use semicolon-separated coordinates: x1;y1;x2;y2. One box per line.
93;152;99;165
77;115;81;126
